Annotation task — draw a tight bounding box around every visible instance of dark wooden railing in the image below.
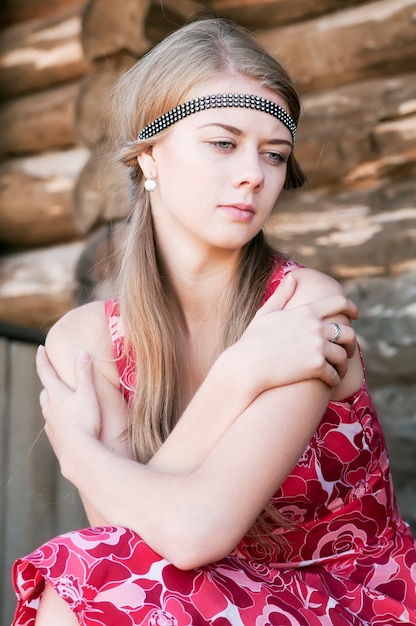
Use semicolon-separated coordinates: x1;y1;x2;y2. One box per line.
0;323;85;626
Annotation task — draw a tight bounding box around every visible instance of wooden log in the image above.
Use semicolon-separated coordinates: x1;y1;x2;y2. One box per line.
73;142;132;234
343;148;416;185
75;54;136;148
193;0;370;29
0;7;90;99
257;0;416;93
146;0;207;44
0;81;80;156
81;0;151;60
0;148;90;248
146;0;370;48
371;115;416;156
296;73;416;186
0;241;85;330
266;173;416;279
1;0;87;27
301;74;416;136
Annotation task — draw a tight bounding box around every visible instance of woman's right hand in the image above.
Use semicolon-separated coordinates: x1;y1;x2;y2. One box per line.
37;346;102;467
230;272;358;395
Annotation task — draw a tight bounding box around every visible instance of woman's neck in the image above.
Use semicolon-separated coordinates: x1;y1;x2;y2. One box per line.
157;242;241;333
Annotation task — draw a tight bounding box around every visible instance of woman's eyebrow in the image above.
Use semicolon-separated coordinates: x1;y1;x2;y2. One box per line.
197;122;242;135
197;122;293;147
268;138;293;148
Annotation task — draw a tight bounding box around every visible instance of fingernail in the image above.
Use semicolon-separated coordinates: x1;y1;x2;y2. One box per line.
79;350;91;364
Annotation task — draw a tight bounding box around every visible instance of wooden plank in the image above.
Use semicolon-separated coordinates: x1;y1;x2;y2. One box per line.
0;82;80;157
188;0;370;28
0;241;85;330
296;73;416;186
257;0;416;92
146;0;206;43
0;7;90;99
81;0;151;60
2;0;87;27
0;148;89;248
2;342;54;625
266;173;416;279
75;54;135;148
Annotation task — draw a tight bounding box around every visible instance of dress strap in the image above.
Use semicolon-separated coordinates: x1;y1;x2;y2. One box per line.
104;298;136;401
262;257;302;304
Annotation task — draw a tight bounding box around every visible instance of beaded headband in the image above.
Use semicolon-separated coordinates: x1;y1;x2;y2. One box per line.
137;93;297;143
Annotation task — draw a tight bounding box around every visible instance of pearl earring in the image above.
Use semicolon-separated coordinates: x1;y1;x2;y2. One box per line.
144;177;157;192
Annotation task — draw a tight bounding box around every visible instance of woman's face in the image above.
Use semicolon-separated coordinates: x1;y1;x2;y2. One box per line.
139;74;293;256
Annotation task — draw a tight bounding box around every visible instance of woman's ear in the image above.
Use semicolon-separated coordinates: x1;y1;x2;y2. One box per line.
137;147;157;180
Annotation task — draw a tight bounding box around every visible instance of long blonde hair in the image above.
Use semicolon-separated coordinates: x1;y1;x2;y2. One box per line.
109;18;305;539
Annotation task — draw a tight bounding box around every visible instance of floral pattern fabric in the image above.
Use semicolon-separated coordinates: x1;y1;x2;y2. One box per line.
12;259;416;625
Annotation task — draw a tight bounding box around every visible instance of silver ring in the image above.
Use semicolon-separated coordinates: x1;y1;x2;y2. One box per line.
331;322;341;343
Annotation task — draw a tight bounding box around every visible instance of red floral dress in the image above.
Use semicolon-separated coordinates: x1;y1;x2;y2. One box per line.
12;260;416;626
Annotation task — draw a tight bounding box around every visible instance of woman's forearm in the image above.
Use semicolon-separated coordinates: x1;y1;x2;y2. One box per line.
61;429;200;566
63;376;334;569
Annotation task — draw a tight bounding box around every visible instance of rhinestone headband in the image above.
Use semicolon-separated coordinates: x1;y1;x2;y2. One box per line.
137;93;297;143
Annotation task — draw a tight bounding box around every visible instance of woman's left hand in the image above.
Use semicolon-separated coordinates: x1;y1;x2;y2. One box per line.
36;345;101;465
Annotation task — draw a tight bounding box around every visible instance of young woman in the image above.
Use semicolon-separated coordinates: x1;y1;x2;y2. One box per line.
12;18;416;626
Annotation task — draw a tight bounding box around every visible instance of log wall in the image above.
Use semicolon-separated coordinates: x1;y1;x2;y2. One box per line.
0;0;90;325
1;0;415;325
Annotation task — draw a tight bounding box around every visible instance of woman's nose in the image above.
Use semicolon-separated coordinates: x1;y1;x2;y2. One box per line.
233;149;264;191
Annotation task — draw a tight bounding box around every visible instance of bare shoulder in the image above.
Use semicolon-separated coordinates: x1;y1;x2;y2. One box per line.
288;266;359;324
45;301;117;389
289;267;346;305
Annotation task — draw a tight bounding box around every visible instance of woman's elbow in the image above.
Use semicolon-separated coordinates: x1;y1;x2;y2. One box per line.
164;536;233;571
156;514;237;570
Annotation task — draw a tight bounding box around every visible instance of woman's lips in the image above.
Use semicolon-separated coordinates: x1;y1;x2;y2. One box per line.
220;204;255;222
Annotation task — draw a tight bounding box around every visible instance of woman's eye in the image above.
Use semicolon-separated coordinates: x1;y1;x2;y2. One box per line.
265;151;288;165
209;141;235;151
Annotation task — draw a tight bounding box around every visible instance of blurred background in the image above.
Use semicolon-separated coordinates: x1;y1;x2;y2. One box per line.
0;0;415;623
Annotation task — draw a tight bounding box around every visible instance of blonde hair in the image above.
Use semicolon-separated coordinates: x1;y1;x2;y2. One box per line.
110;18;305;540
